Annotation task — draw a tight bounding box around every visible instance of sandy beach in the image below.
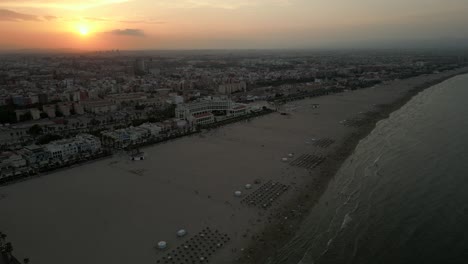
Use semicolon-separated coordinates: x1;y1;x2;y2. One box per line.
1;68;467;264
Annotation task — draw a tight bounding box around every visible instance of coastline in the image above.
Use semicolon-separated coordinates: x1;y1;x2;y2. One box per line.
1;69;468;264
238;69;468;264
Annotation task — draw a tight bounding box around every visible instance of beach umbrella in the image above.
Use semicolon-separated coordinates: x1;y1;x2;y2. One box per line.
234;191;242;197
282;157;288;162
177;229;187;237
288;153;294;157
245;184;252;189
157;241;167;249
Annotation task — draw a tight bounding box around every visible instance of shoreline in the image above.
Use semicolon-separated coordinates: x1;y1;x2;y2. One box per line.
238;69;468;264
1;69;468;264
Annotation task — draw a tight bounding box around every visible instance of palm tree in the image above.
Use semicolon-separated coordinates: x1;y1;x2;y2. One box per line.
0;232;5;245
5;242;13;255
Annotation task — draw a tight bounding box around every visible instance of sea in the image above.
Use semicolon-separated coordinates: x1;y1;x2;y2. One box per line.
271;74;468;264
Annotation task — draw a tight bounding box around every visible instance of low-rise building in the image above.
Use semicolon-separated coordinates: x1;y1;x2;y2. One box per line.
107;92;148;106
139;123;163;136
0;151;27;169
21;145;50;167
218;81;247;95
0;151;27;178
101;122;165;148
57;102;71;116
73;103;84;115
175;97;233;120
74;134;102;155
175;97;249;125
30;108;41;120
43;105;56;118
101;130;130;148
82;100;118;114
45;134;102;161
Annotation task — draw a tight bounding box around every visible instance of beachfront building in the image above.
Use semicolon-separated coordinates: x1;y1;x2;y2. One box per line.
175;96;249;125
21;145;50;167
46;139;79;161
230;104;249;117
139;123;163;136
74;134;102;155
101;130;130;148
0;151;27;179
45;134;102;162
0;152;27;169
101;122;166;148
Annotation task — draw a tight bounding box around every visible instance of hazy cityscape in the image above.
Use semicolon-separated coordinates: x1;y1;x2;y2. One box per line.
2;1;468;264
0;51;465;177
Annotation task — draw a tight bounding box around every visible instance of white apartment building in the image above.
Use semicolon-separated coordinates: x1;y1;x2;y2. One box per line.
139;123;163;136
175;97;249;125
45;134;101;161
46;140;78;161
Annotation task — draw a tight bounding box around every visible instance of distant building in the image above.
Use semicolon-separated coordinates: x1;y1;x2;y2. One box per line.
218;82;247;95
11;95;26;106
73;103;84;115
15;109;30;122
138;98;167;110
81;100;117;114
30;108;41;120
38;93;48;104
79;91;89;101
134;58;147;75
57;102;71;116
169;95;184;105
42;105;56;118
107;93;148;106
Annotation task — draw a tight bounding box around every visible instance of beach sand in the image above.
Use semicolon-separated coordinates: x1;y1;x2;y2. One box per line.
0;68;467;264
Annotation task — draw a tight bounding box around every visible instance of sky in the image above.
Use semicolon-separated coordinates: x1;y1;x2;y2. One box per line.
0;0;468;50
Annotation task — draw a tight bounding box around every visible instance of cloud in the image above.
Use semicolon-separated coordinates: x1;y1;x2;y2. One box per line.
119;19;165;24
154;0;292;9
0;0;129;10
85;16;165;24
106;28;145;37
0;8;40;21
43;15;57;20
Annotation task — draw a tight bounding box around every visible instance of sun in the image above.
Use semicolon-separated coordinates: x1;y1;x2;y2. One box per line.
78;25;90;36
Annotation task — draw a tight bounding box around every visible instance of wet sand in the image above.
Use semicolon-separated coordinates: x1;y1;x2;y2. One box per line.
0;68;467;264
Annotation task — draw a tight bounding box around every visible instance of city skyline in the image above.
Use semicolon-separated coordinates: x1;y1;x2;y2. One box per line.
1;0;468;50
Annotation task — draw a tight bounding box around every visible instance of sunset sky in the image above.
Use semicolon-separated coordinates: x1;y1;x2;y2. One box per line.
0;0;467;50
